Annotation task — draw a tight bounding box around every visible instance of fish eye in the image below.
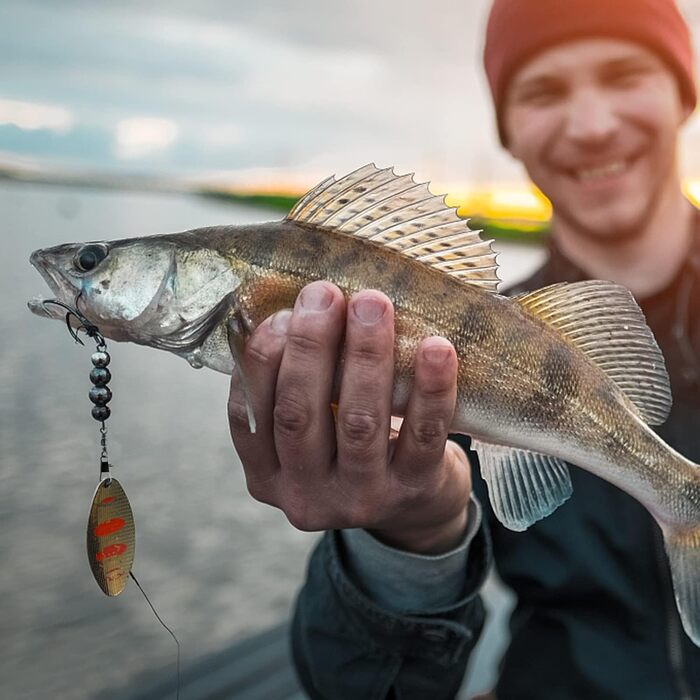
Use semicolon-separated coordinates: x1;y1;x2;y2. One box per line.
74;244;108;272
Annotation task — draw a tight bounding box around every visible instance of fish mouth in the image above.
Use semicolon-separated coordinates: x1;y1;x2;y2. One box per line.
27;296;63;319
27;248;77;320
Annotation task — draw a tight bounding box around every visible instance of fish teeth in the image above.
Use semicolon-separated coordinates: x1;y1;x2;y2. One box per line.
576;160;627;182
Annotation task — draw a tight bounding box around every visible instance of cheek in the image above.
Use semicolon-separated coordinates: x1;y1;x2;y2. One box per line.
81;274;149;324
617;91;679;136
505;106;563;169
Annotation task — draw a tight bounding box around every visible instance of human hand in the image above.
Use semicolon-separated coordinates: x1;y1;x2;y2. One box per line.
227;281;472;554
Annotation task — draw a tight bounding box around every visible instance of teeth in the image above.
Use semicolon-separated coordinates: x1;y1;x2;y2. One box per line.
576;160;627;182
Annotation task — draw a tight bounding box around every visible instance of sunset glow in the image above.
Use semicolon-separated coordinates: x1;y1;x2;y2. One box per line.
443;185;552;222
214;177;700;225
684;179;700;208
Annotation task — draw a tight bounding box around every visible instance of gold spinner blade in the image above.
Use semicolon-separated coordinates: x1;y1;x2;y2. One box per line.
86;478;135;596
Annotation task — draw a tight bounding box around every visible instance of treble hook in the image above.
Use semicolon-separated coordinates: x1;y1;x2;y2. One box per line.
40;296;105;348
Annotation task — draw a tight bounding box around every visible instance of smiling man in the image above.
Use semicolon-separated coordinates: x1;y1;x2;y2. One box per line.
228;0;700;698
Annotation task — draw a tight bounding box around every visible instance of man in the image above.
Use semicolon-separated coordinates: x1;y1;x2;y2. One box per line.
227;0;700;697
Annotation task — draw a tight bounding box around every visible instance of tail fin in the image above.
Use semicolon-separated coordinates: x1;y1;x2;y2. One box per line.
662;524;700;646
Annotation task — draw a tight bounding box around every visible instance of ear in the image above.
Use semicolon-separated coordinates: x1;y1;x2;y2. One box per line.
499;103;518;157
680;100;695;126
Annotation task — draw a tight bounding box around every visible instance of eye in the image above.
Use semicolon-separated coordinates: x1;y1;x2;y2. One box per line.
74;244;108;272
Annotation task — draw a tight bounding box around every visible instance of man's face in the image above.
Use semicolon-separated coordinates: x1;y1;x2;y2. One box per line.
502;38;692;241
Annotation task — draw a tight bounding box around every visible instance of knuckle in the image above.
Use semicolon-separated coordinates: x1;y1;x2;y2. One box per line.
245;341;279;369
245;477;276;504
345;342;387;370
338;408;383;446
408;417;448;449
273;393;313;438
284;502;322;532
286;331;325;356
286;513;315;532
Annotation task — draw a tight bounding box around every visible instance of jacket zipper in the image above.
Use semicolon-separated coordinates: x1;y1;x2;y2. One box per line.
653;527;692;700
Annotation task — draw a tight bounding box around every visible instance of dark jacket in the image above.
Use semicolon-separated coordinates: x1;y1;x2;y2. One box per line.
292;213;700;699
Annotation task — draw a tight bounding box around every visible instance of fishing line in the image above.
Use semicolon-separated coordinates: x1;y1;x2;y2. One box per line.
41;297;181;700
130;571;181;700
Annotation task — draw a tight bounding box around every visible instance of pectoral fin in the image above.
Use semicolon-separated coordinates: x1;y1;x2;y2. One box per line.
227;310;257;434
471;439;572;531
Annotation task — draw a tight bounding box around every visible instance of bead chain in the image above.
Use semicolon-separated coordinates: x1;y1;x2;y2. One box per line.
89;342;112;476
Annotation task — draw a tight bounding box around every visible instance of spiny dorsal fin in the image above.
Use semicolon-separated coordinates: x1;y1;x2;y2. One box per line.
516;280;672;425
287;164;500;292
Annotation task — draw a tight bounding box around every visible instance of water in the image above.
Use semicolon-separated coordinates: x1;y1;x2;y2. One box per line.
0;180;543;699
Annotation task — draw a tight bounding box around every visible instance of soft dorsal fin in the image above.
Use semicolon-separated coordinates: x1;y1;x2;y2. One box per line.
287;164;500;292
516;280;672;425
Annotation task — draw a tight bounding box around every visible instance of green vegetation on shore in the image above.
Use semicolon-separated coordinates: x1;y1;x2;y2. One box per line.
203;191;300;212
467;217;549;244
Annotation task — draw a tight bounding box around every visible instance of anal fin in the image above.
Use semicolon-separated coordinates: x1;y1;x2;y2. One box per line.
471;439;573;531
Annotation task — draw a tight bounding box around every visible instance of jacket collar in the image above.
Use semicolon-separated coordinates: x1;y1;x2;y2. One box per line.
537;207;700;293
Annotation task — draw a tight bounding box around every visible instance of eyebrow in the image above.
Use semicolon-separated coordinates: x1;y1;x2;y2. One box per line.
509;74;565;99
597;56;659;74
511;54;660;95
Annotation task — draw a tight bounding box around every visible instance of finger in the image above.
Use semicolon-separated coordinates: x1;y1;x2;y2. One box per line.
392;336;458;486
273;281;345;478
335;291;394;482
228;309;291;497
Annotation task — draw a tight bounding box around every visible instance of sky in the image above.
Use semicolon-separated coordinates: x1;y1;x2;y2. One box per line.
2;0;700;191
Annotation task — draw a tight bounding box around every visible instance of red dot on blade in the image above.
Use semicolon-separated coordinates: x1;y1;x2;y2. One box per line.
94;518;125;537
95;543;127;561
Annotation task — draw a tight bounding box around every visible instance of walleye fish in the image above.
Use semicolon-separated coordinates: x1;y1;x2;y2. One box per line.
28;164;700;644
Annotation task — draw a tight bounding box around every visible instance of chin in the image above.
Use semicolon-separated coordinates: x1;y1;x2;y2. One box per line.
556;198;652;243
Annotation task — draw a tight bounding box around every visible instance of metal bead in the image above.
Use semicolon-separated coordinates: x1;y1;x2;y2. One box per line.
91;351;111;368
89;386;112;405
89;368;111;386
92;405;111;421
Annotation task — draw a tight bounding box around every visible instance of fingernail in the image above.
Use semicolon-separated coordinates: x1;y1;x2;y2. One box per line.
353;296;385;324
422;344;451;366
270;309;292;334
300;284;333;311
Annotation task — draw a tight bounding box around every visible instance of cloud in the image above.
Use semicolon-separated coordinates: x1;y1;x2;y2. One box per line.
114;117;179;160
0;99;73;133
0;0;699;182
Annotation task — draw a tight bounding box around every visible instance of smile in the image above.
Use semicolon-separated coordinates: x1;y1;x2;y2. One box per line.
572;157;636;183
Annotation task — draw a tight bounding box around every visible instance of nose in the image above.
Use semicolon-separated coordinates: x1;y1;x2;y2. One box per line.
564;87;619;146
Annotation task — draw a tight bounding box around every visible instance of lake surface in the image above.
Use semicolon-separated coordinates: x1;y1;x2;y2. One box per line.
0;180;543;699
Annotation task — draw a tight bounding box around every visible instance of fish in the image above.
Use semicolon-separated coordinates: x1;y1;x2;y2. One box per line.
28;163;700;644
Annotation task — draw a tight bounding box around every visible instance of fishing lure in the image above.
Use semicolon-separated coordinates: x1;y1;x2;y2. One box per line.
40;297;180;696
41;298;135;594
